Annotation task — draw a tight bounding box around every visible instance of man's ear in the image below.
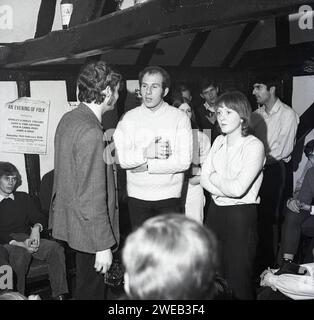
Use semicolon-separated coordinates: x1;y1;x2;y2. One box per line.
163;87;169;97
104;86;112;98
200;93;204;99
269;86;276;96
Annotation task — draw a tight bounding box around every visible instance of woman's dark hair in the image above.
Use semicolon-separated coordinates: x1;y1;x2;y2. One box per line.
0;162;22;190
77;61;122;104
171;90;199;129
215;90;252;137
252;73;281;94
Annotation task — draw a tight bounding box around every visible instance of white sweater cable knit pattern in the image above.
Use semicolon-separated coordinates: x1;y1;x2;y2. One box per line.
114;102;193;201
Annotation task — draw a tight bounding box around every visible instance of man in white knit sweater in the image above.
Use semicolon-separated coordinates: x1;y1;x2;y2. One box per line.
114;66;192;229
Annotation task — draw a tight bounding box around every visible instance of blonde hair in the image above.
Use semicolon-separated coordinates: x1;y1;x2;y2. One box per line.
123;214;218;300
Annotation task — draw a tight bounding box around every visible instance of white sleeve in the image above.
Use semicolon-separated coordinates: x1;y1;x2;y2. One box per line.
269;109;299;162
200;137;225;197
113;117;147;169
147;114;192;174
211;139;265;198
263;271;314;300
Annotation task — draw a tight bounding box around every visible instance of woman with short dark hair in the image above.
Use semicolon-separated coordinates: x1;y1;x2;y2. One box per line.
201;90;265;299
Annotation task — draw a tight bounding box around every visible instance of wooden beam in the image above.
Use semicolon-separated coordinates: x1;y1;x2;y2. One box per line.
235;41;314;70
135;41;158;66
16;79;41;198
180;31;210;67
221;22;258;68
35;0;57;38
275;16;290;46
1;0;314;68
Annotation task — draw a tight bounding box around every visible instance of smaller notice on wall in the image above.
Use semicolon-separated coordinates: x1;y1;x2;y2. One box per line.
0;97;50;154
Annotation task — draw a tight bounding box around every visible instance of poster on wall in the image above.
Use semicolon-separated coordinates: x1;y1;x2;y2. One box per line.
0;97;50;154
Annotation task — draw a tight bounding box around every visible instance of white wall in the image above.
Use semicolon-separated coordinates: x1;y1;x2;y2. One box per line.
292;75;314;190
0;81;28;192
30;80;70;179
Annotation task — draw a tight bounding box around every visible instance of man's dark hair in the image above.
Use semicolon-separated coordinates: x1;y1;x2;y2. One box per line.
174;81;191;93
304;139;314;158
252;73;281;93
77;61;122;104
138;66;171;90
0;162;22;190
200;78;218;93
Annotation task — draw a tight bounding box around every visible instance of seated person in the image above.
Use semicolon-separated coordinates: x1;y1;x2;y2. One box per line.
294;139;314;198
122;214;218;300
0;162;68;300
279;166;314;270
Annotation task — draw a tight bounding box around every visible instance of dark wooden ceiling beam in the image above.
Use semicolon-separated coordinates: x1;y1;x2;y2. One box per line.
275;16;290;46
235;41;314;70
180;31;210;67
135;41;159;66
1;0;314;68
34;0;57;38
221;21;258;68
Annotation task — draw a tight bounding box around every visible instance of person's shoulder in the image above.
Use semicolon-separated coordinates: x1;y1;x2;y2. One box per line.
165;103;189;119
245;135;265;152
278;100;298;117
13;191;31;201
211;135;225;149
119;106;142;121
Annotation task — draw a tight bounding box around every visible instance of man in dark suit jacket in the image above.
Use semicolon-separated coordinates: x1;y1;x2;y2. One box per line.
50;61;121;300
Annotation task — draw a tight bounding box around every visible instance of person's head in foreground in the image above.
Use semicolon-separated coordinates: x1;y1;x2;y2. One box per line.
0;291;41;300
122;214;218;300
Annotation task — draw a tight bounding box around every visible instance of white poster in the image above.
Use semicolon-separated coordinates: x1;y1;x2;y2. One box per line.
0;97;50;154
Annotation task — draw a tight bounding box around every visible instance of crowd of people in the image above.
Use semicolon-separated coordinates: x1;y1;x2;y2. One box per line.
0;60;313;300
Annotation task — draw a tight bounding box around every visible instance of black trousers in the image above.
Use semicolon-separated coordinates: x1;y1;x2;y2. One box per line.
205;201;258;300
128;197;182;230
75;250;107;300
280;208;314;257
4;239;68;297
256;161;286;274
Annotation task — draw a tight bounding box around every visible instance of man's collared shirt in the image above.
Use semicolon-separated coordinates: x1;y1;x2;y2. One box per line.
203;102;216;125
0;193;14;202
251;98;299;164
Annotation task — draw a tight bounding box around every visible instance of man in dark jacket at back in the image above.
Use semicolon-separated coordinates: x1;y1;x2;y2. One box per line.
51;61;121;300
